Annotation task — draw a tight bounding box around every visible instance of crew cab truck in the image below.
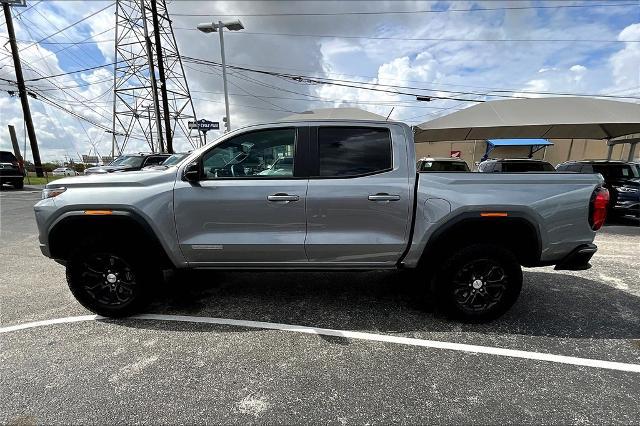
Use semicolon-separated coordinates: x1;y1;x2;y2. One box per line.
34;120;609;321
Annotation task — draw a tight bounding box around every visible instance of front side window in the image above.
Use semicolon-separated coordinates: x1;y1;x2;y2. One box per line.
317;127;391;177
201;128;296;178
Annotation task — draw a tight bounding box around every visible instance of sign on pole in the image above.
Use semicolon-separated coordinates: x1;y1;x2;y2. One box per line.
188;119;220;132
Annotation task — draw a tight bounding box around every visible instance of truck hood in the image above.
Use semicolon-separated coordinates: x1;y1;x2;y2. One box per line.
46;167;176;189
84;165;134;174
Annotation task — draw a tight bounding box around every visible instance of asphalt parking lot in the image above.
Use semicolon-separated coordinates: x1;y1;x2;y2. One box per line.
1;186;639;424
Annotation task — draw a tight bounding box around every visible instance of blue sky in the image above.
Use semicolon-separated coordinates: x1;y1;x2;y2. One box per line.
0;0;638;161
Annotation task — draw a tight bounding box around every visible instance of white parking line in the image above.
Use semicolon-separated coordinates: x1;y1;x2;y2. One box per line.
2;314;639;373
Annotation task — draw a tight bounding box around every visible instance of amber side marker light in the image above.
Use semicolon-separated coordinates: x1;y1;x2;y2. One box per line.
480;212;508;217
84;210;113;215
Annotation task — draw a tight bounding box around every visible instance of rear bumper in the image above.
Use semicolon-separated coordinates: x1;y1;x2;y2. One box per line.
612;201;640;217
554;244;597;271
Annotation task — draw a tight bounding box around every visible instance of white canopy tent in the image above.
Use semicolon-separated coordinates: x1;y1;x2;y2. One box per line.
415;97;640;161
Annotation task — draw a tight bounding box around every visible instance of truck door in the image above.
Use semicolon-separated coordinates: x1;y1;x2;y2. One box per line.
173;126;309;266
305;125;412;266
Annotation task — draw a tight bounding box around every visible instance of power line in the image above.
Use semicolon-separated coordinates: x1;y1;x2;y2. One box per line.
8;3;115;53
183;56;484;103
182;56;640;102
197;59;640;97
0;27;115;67
171;3;639;17
22;59;137;82
0;0;41;27
174;28;638;44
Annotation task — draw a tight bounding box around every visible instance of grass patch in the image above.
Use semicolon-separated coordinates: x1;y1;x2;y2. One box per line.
24;173;63;186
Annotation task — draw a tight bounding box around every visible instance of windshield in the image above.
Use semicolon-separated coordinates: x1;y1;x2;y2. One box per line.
109;155;144;167
419;161;469;172
592;164;640;179
162;154;188;166
502;161;555;172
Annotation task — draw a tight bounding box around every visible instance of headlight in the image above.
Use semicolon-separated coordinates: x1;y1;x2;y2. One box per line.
614;186;638;193
42;187;66;199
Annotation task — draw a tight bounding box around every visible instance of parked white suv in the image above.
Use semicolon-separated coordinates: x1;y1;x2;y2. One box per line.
52;167;78;177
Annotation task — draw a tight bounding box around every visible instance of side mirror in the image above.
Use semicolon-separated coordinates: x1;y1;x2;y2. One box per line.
183;161;200;182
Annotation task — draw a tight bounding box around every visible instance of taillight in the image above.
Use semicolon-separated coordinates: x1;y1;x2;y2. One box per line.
589;187;609;231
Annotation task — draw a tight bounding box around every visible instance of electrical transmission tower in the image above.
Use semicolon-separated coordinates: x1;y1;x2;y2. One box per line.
112;0;201;156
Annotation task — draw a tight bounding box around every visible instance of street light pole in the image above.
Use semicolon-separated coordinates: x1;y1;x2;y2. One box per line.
218;21;231;133
197;19;244;133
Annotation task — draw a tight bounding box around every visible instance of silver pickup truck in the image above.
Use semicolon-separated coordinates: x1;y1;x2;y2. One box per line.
34;120;609;321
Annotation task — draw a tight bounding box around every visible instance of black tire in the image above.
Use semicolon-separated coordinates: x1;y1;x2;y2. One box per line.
13;179;23;189
66;244;154;317
432;243;522;322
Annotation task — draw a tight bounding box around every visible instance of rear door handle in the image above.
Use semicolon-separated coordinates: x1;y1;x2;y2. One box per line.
267;193;300;202
368;193;400;202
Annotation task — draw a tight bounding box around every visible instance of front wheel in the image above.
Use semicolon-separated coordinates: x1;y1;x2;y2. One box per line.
13;179;23;189
433;244;522;321
66;247;152;317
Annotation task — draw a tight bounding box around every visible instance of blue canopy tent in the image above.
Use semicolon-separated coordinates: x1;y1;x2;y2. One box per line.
481;139;553;161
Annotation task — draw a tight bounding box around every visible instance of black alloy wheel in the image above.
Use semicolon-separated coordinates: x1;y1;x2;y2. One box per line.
434;244;522;321
67;247;150;317
452;259;508;314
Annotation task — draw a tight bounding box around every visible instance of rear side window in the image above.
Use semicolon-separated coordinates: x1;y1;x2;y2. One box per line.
0;151;17;162
317;127;391;177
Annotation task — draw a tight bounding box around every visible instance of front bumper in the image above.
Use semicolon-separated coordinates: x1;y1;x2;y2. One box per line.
554;244;597;271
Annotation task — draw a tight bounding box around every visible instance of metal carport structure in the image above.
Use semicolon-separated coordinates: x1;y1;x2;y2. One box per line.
415;97;640;161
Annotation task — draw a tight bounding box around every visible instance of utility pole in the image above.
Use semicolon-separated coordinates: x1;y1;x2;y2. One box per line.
7;125;23;162
2;2;44;177
140;0;164;153
150;0;173;153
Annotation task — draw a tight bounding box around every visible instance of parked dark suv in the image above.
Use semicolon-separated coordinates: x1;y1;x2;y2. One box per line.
0;150;25;189
84;153;171;175
557;160;640;217
477;158;555;172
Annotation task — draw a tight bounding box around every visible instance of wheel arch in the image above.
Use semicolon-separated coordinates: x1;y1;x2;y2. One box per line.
48;210;174;268
418;211;543;268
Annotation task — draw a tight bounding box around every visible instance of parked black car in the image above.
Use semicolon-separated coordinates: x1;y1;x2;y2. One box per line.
477;158;555;172
557;160;640;217
0;150;25;189
84;153;170;175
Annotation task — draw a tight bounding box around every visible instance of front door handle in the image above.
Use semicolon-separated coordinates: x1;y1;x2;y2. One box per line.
267;193;300;202
368;193;401;202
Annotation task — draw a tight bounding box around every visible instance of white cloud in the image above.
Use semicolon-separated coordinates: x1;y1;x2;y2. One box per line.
609;23;640;90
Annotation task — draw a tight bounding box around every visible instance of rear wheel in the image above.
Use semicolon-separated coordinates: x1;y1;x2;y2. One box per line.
13;179;23;189
433;244;522;321
66;246;153;317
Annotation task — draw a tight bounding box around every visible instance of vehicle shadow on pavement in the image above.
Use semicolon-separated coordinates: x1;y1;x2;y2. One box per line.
118;269;640;340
